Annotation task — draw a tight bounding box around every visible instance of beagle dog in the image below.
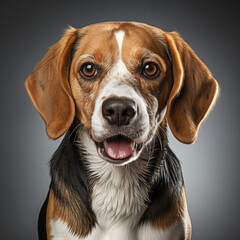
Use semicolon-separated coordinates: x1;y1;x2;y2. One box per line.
25;22;219;240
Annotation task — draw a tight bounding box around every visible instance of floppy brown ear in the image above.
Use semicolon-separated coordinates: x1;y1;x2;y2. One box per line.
165;32;219;144
25;28;78;139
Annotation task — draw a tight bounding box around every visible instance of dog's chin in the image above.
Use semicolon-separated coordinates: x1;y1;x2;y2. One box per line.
93;134;144;166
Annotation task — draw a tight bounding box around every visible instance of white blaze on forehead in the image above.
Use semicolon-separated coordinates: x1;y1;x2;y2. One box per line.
114;30;125;55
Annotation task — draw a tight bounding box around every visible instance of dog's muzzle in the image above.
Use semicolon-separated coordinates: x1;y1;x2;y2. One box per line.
94;97;144;165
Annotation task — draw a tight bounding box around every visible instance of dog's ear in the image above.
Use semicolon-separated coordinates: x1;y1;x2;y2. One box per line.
165;32;219;144
25;28;78;139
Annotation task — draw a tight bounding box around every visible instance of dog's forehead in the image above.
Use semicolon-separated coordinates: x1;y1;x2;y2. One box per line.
74;22;166;61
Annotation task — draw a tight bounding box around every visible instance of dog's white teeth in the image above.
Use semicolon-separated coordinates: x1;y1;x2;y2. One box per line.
130;141;135;150
103;140;107;150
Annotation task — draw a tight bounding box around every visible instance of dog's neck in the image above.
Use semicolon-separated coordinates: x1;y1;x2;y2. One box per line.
78;131;146;227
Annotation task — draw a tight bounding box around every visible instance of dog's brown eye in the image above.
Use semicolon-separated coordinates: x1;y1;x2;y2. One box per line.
80;63;97;79
143;62;159;78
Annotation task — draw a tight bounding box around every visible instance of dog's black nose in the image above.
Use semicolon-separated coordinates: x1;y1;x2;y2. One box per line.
102;98;137;127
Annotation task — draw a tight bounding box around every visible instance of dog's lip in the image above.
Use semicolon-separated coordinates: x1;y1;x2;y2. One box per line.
94;134;144;164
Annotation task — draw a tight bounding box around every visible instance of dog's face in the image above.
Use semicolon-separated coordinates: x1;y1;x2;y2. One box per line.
70;23;172;165
26;22;219;165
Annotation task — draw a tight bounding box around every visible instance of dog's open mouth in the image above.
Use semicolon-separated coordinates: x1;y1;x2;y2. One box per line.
95;134;143;164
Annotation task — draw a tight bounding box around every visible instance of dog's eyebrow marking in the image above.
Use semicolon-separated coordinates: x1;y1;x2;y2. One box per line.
114;30;125;56
78;53;95;61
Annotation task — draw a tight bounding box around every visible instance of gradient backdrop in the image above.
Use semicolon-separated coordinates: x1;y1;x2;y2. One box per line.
1;0;239;239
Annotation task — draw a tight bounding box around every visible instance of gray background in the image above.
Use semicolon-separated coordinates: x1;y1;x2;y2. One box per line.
1;0;239;239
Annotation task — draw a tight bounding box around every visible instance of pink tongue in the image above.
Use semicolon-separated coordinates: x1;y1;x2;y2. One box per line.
104;138;133;159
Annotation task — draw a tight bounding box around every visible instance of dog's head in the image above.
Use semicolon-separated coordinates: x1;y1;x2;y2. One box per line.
26;22;219;165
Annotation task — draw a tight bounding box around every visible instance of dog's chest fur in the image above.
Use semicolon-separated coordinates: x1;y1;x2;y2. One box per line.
48;128;186;240
80;132;150;231
48;132;183;240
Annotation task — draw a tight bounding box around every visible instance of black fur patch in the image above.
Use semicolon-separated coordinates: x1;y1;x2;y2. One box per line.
49;120;95;233
141;144;184;223
38;191;49;240
50;124;89;204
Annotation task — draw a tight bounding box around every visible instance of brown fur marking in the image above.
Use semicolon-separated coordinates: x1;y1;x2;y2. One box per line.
46;187;94;238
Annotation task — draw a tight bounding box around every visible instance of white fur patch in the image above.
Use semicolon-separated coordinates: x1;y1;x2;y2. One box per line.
114;30;125;54
50;219;79;240
137;220;184;240
91;29;149;146
50;218;103;240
